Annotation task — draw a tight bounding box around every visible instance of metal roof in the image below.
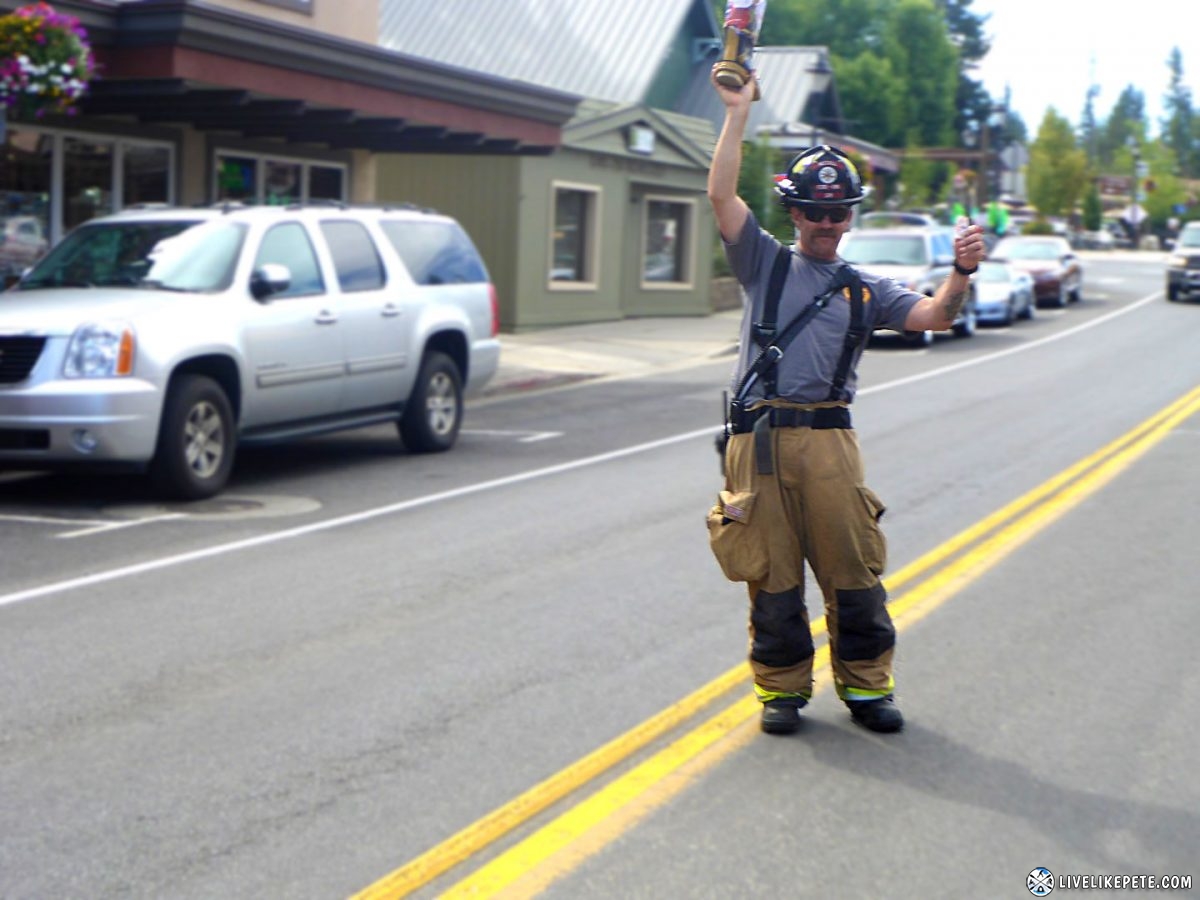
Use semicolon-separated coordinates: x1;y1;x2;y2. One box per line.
677;45;836;134
379;0;717;104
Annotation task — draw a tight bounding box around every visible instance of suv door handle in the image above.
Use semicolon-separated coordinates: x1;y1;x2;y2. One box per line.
315;310;338;325
381;303;401;318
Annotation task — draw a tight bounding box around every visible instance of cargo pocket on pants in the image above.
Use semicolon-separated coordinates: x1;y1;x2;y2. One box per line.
855;486;888;577
707;489;770;583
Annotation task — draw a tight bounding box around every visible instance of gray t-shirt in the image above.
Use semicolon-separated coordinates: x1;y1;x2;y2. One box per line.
725;212;922;404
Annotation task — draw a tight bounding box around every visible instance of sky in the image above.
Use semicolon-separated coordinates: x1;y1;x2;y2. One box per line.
968;0;1196;135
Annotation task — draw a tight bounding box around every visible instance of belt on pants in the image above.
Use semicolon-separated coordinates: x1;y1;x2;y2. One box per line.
766;406;851;429
729;405;852;434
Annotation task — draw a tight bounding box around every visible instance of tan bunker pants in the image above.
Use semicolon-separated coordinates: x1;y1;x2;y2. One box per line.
709;421;895;703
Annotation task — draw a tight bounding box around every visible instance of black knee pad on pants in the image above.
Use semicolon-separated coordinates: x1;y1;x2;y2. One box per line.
751;587;814;667
835;583;895;661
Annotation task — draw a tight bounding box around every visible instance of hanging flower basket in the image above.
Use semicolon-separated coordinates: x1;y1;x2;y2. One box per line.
0;2;94;121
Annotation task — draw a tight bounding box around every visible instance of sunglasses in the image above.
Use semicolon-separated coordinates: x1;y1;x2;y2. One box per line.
801;206;851;223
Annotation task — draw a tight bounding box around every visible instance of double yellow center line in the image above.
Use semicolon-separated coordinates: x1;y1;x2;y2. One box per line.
353;384;1200;899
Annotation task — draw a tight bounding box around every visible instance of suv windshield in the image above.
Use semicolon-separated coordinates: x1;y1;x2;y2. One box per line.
18;219;246;292
840;234;928;266
1178;226;1200;248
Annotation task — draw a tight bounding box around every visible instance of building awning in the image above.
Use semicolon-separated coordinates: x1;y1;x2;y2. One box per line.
12;0;580;155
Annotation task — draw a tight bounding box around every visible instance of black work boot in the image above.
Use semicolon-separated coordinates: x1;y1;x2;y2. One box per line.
760;697;806;735
847;695;904;733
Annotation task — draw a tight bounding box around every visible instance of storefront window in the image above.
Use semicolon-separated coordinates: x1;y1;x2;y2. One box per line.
309;166;344;202
123;145;171;207
64;137;114;232
551;185;599;284
216;153;346;205
265;161;302;205
0;126;52;282
216;155;258;203
643;199;692;284
2;126;172;264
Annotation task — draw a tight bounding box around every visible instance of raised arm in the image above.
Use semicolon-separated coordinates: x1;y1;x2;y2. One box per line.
707;71;756;243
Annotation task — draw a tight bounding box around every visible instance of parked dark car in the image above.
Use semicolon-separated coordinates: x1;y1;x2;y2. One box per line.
1166;222;1200;302
989;236;1083;308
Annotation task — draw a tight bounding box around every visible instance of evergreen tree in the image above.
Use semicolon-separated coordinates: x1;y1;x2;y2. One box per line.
1099;86;1147;166
1162;48;1197;179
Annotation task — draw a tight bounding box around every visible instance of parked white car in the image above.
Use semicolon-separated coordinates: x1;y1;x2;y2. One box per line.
0;204;500;499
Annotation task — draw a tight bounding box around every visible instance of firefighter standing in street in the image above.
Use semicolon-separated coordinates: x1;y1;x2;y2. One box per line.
706;69;986;735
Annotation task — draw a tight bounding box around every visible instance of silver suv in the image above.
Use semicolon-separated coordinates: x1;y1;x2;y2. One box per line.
838;226;978;347
0;204;500;499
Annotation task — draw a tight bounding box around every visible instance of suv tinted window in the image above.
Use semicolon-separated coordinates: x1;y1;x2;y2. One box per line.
255;222;324;297
320;220;385;292
379;219;487;285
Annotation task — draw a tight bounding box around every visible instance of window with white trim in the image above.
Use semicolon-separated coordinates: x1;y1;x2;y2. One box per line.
642;197;694;286
550;182;600;286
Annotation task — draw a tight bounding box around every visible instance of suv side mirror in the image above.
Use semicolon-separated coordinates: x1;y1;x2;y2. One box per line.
250;263;291;300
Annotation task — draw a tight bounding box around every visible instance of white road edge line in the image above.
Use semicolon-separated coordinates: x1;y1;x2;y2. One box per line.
0;291;1160;611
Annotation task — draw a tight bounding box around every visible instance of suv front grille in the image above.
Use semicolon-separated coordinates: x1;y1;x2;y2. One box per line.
0;336;46;383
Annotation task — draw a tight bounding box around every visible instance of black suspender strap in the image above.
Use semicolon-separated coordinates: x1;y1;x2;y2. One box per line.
751;244;793;349
826;270;869;402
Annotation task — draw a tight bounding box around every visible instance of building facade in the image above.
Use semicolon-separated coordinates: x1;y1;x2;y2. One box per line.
0;0;576;286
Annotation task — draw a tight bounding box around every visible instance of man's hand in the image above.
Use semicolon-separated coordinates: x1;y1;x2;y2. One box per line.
954;222;987;273
711;67;757;112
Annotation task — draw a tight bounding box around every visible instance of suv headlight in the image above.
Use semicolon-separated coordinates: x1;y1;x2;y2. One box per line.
64;321;136;378
1167;255;1187;268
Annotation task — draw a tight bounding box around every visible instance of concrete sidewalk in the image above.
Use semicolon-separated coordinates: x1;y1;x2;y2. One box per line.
480;309;744;398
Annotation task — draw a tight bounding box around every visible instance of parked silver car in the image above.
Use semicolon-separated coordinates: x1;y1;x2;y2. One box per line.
0;204;500;499
838;226;978;347
973;260;1035;325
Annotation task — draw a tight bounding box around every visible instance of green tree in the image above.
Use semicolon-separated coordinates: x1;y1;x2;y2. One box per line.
879;0;960;147
1098;86;1147;168
1162;47;1197;179
897;129;938;207
831;52;905;142
1026;110;1089;219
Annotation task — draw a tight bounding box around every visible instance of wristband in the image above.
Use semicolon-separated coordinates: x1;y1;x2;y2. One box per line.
953;261;977;276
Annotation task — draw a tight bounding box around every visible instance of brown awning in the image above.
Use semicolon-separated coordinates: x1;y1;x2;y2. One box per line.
20;0;580;155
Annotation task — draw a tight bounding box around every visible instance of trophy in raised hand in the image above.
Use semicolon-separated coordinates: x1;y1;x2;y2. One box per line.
713;0;766;100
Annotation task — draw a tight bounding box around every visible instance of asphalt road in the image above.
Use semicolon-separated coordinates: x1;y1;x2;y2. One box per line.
1;255;1197;899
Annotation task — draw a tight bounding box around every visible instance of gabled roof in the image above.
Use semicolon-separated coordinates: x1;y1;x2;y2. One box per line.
379;0;719;105
563;99;717;169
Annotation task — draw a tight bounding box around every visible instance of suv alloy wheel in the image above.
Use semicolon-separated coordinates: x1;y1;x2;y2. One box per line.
400;351;462;453
150;374;236;500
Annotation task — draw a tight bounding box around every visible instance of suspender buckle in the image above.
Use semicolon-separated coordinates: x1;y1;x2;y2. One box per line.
751;322;776;346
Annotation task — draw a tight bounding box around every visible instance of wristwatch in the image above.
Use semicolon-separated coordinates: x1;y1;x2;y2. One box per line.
953;260;978;276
